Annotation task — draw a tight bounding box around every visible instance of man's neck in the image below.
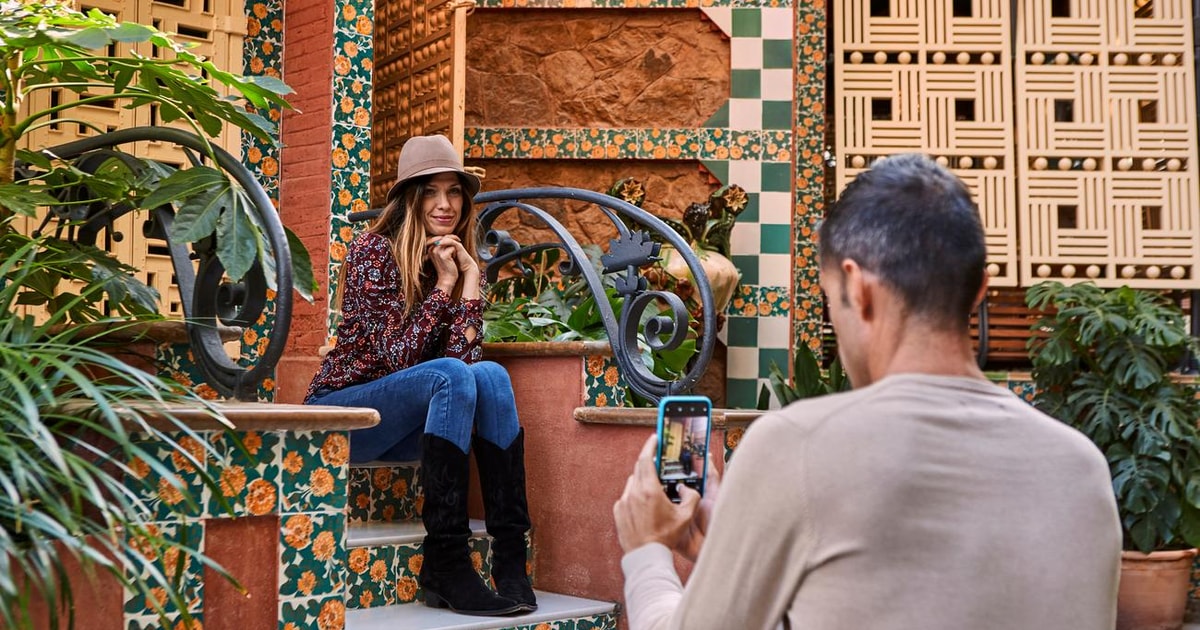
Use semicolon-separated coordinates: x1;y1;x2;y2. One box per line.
866;319;987;385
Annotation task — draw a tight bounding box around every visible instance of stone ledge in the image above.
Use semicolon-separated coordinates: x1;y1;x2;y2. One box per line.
102;401;380;432
52;319;242;344
573;406;761;429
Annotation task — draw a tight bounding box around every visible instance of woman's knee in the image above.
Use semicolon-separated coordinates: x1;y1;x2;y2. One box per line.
423;357;475;390
468;360;513;389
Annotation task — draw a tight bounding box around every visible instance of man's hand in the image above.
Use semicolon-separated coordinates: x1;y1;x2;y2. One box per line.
674;451;720;562
613;435;700;553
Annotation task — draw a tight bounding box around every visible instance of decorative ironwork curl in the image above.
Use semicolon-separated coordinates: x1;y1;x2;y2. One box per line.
30;127;292;401
475;188;715;403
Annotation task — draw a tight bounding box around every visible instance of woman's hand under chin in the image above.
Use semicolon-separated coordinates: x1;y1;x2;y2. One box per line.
427;236;460;294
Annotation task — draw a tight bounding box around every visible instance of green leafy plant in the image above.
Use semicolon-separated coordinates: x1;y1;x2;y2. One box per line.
756;342;850;409
0;0;316;312
1027;281;1200;553
0;3;313;626
484;246;697;402
0;221;240;629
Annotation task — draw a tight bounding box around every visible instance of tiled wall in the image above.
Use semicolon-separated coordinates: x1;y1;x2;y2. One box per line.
123;430;349;627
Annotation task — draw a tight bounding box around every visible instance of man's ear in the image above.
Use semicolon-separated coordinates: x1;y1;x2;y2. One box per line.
972;271;990;311
841;259;873;321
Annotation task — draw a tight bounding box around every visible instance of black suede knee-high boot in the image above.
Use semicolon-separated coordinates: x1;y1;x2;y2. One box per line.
473;429;537;612
419;434;521;616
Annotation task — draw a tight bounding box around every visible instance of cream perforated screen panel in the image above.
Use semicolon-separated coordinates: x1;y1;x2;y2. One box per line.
18;0;246;319
1016;0;1200;287
371;0;470;207
834;0;1200;289
835;0;1018;286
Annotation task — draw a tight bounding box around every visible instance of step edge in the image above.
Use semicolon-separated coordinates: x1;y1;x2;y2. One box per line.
345;590;617;629
346;519;488;548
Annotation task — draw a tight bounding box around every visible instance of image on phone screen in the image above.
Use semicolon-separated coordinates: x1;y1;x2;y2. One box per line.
656;397;711;502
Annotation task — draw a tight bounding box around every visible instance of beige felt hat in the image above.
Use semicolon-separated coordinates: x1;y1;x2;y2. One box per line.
386;134;481;202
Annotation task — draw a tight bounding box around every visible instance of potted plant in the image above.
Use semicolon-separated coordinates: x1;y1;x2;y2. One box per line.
608;178;747;323
0;2;312;627
1026;281;1200;630
756;341;849;410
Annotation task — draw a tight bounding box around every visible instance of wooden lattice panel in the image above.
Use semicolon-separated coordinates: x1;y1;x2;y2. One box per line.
834;0;1018;286
370;0;469;206
1016;0;1200;287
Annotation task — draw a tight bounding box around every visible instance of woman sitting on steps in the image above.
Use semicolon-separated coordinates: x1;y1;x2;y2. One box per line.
305;134;535;617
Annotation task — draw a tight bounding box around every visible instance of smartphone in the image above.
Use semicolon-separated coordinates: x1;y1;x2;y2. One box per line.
655;395;713;503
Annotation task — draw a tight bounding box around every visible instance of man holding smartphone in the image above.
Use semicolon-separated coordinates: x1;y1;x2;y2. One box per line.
612;153;1121;630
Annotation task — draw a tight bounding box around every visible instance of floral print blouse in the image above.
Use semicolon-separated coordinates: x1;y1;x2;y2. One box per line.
305;232;485;402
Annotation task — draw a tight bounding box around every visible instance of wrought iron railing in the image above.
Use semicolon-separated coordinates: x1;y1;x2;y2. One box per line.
26;127;293;401
350;187;716;404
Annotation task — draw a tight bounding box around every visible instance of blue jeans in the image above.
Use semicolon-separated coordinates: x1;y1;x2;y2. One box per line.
307;358;521;463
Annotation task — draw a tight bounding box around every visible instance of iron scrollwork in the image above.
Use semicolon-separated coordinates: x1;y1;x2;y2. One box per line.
348;187;717;403
29;127;293;401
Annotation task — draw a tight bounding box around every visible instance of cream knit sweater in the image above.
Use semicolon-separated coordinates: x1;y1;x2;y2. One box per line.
622;373;1120;630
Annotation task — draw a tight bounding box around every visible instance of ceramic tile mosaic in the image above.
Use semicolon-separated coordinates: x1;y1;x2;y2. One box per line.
240;0;285;403
465;127;802;163
127;430;213;521
347;463;423;523
500;613;619;630
206;430;282;517
123;521;206;618
279;595;347;630
585;355;630;408
324;0;374;341
791;0;826;355
346;535;496;610
280;512;347;601
280;431;350;514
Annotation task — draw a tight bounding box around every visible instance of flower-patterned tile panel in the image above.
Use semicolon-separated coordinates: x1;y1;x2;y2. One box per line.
207;430;281;518
345;463;423;523
791;0;827;352
123;521;206;618
467;127;798;162
280;431;350;515
346;535;496;610
280;512;347;601
127;431;213;521
126;612;204;630
279;595;347;630
584;355;629;408
500;612;619;630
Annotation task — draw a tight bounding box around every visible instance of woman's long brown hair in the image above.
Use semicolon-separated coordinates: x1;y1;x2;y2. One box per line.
336;174;478;319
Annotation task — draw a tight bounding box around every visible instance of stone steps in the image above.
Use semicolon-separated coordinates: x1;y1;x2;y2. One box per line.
345;590;617;630
345;520;493;610
343;465;617;627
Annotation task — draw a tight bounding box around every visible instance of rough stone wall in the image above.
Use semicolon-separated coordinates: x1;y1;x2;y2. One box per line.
465;10;730;128
472;159;717;248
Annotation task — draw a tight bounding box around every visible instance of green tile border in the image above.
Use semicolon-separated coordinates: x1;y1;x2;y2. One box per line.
465;127;791;162
791;1;825;352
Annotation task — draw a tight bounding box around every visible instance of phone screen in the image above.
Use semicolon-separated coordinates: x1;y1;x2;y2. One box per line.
656;396;712;503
